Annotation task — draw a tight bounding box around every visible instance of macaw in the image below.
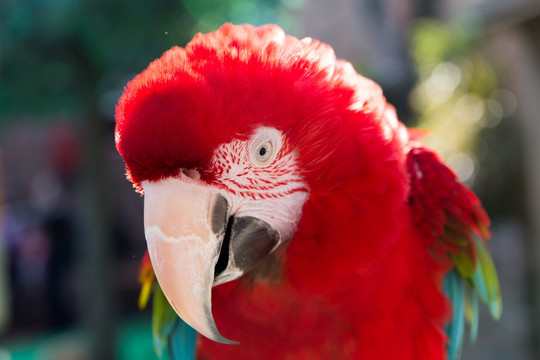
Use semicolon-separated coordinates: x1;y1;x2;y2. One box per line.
115;23;501;360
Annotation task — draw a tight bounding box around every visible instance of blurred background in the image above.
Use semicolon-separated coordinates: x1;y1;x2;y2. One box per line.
0;0;538;359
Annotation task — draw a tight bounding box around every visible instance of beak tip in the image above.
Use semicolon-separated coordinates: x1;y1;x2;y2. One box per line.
196;310;239;345
209;334;240;345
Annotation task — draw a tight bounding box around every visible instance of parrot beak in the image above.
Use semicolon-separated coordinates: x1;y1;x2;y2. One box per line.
141;176;279;343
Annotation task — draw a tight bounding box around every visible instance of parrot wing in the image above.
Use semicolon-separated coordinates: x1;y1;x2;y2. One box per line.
138;252;197;360
406;143;502;360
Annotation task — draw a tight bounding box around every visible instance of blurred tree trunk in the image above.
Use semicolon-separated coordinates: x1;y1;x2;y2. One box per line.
82;110;116;360
0;151;10;332
414;0;438;18
487;10;540;357
513;28;540;359
76;41;116;360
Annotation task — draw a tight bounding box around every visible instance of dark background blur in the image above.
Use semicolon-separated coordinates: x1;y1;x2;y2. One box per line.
1;0;539;359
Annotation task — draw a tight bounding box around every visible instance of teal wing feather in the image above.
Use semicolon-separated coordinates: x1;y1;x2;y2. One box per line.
443;270;465;360
443;237;501;359
168;314;198;360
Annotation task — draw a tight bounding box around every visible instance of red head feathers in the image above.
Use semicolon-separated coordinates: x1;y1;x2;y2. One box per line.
116;23;406;190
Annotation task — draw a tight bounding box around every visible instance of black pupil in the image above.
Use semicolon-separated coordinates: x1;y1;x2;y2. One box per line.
259;146;267;157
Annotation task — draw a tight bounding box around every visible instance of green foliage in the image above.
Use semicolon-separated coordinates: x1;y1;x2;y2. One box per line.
0;0;291;123
1;0;181;117
409;18;509;186
410;18;479;76
184;0;288;33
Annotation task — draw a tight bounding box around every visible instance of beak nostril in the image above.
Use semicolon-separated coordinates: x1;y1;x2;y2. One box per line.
182;168;200;180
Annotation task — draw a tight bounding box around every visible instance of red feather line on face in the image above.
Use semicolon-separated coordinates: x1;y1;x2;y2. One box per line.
208;134;308;200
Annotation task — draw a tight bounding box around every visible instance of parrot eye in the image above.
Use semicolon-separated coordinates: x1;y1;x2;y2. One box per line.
255;141;273;163
249;126;282;166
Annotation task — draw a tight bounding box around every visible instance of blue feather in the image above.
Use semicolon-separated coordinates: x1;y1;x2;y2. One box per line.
168;318;198;360
443;270;465;360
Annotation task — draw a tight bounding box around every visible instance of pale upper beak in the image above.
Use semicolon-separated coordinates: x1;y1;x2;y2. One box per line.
142;176;279;343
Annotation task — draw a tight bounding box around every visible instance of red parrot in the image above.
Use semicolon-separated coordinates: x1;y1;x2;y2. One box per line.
115;24;501;360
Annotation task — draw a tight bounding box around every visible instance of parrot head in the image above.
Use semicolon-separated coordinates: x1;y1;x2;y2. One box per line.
115;24;409;343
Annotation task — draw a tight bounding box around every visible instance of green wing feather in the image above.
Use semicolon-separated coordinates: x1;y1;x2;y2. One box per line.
152;284;180;358
470;236;502;319
464;282;479;342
